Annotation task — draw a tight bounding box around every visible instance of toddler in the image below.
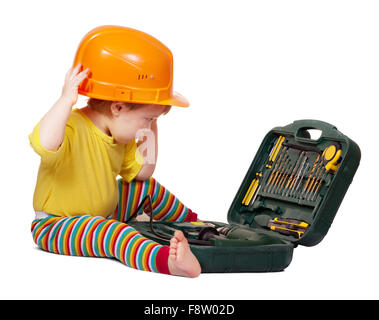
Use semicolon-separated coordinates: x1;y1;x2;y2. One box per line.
29;26;202;278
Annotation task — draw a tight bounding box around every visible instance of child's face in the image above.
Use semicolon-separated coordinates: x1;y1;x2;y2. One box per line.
108;102;169;144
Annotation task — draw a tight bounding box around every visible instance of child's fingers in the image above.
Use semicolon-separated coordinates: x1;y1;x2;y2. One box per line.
74;68;89;85
72;63;82;75
64;63;79;80
73;67;89;81
65;63;82;82
78;67;90;77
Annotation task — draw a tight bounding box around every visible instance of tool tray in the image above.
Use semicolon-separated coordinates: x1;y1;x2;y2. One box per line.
129;120;360;273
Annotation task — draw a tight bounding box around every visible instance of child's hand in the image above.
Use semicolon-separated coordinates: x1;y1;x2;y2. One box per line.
61;63;89;106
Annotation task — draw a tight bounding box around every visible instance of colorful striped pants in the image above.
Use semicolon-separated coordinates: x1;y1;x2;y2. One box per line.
31;177;198;275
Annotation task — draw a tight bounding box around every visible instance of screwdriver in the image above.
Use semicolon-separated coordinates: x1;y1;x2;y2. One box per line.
243;172;262;206
243;136;285;205
268;217;309;239
266;136;285;169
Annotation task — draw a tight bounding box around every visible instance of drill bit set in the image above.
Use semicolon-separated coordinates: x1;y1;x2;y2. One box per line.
243;137;343;210
128;120;360;273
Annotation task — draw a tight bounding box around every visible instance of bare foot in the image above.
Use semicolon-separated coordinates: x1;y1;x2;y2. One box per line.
168;230;201;278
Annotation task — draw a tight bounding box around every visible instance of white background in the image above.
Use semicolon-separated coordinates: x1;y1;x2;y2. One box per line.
0;0;377;300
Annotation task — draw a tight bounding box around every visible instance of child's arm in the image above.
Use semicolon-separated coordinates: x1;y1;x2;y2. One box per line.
39;64;89;151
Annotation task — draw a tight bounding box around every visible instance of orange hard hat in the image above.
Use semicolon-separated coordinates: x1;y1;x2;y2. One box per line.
73;25;189;107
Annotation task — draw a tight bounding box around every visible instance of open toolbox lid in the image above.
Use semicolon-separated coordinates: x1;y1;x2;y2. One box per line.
227;120;361;247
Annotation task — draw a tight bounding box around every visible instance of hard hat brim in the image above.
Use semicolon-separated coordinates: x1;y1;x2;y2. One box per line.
160;91;189;108
79;89;189;108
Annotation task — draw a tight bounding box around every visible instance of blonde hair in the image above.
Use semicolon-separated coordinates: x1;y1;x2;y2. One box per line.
87;98;171;116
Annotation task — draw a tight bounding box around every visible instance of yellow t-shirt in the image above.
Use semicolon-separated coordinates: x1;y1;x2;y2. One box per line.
29;108;144;218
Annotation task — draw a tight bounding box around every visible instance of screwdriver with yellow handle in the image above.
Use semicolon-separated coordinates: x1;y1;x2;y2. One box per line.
242;136;285;206
266;136;286;169
242;173;262;206
268;218;309;239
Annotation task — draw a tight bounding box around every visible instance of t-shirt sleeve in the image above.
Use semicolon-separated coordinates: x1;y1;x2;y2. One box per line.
28;120;72;166
120;139;144;182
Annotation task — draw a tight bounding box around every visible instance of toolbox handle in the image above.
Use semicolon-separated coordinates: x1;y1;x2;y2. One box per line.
280;120;340;144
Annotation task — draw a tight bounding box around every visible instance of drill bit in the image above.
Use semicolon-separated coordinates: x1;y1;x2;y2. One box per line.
307;165;325;201
273;157;290;194
276;159;292;194
303;159;323;200
293;162;309;198
268;154;289;194
284;152;306;197
300;154;321;199
289;155;308;197
311;169;328;201
264;147;287;192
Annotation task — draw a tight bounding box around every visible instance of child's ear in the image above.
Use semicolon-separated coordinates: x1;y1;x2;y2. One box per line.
110;101;126;116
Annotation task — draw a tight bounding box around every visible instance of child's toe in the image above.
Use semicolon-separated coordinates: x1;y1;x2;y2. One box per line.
170;237;178;247
174;230;186;242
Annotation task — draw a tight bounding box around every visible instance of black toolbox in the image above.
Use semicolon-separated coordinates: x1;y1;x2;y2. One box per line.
128;120;361;272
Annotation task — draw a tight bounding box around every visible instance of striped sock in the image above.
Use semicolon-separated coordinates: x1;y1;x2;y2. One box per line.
113;177;198;223
31;215;171;274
